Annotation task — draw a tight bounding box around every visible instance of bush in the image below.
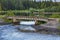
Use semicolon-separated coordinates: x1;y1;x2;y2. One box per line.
45;6;60;12
5;10;15;16
57;26;60;30
4;19;12;23
36;21;47;25
50;13;60;18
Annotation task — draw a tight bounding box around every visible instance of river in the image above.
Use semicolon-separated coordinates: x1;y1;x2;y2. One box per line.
0;25;60;40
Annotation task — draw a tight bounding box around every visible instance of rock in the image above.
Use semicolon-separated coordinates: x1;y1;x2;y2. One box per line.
17;25;36;32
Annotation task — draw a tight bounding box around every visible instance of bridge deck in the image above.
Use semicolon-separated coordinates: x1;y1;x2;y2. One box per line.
7;16;48;21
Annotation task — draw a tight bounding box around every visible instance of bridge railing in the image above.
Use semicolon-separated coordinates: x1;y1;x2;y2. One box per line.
7;16;48;19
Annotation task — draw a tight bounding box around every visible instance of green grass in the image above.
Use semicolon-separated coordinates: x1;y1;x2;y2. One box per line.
57;26;60;30
0;15;5;18
0;10;31;13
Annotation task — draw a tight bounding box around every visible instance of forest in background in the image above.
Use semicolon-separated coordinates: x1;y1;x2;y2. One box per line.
0;0;60;12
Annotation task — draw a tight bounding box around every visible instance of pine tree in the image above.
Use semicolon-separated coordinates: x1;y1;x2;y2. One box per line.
0;3;2;11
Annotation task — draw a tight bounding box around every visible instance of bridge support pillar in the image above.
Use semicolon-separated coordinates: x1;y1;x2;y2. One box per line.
35;20;38;25
12;18;20;25
12;18;17;22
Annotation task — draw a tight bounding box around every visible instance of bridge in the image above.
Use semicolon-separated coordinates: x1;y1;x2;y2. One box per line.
6;16;48;24
6;16;60;25
7;16;48;21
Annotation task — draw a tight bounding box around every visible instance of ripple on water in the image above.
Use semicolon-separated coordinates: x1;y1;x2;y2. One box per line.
0;25;60;40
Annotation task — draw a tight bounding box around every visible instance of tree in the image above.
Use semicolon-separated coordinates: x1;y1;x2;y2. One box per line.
0;3;2;11
14;0;24;10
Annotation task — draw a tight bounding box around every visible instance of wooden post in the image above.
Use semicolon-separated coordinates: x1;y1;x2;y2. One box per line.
35;17;38;25
13;18;17;22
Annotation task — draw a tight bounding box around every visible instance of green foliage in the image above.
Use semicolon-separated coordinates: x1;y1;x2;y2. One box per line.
39;9;45;12
0;0;60;12
4;19;12;23
29;8;36;13
36;21;47;25
45;6;60;12
57;26;60;30
29;13;34;16
50;13;60;18
5;10;15;16
40;1;46;9
0;15;5;18
39;12;45;18
0;3;2;11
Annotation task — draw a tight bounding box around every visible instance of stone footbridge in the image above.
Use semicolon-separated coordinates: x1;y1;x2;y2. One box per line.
7;16;48;22
6;16;60;25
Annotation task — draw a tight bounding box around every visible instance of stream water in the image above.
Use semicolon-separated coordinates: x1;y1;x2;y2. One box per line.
0;25;60;40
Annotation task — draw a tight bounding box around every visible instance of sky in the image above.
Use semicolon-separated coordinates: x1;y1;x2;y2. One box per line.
54;0;60;2
36;0;60;2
